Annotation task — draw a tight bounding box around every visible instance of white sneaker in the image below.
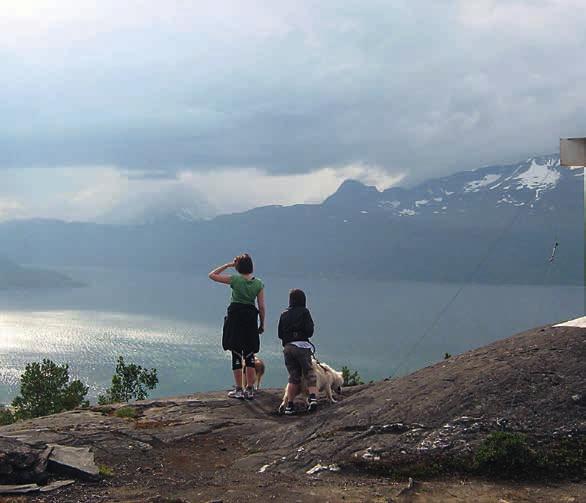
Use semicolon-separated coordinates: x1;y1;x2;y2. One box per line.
228;388;244;399
244;387;254;400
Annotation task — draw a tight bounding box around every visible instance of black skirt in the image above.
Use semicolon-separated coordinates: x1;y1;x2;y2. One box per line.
222;302;260;354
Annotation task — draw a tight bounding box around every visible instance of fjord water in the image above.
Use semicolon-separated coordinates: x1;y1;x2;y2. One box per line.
0;266;583;403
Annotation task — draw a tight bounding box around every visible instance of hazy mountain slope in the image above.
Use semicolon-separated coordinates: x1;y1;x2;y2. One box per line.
0;155;582;285
0;257;82;290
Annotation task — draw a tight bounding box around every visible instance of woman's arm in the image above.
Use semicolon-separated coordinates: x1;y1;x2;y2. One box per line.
257;288;266;334
208;262;234;284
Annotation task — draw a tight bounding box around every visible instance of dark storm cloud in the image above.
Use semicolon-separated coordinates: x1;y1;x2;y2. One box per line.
1;0;585;183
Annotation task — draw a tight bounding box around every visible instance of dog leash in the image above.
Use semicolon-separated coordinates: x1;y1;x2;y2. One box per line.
309;341;328;372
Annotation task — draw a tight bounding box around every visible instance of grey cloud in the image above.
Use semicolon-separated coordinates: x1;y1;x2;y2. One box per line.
1;1;585;184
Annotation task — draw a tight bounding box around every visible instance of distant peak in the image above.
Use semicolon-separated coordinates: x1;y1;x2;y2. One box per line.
336;179;380;194
339;178;366;188
323;179;381;207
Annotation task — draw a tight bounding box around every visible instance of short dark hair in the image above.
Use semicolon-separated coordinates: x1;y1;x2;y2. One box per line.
235;253;253;275
289;288;307;307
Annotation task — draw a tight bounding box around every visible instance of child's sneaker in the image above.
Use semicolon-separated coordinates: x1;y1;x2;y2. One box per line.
307;396;318;412
244;387;254;400
228;388;244;399
284;402;296;415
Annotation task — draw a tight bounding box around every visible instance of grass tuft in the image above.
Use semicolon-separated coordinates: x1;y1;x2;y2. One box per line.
114;406;138;419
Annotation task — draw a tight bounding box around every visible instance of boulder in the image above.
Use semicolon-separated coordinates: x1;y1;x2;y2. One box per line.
0;436;49;484
48;445;99;481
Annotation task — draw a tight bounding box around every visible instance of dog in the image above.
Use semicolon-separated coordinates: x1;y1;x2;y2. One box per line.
279;358;343;412
243;356;265;390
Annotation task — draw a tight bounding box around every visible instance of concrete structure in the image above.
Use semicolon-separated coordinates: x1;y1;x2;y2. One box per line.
560;137;586;166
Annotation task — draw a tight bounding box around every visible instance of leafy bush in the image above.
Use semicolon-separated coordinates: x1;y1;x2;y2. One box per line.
444;352;452;359
541;437;586;479
474;432;586;479
98;357;158;405
11;359;89;420
341;366;364;386
0;406;15;425
474;432;538;476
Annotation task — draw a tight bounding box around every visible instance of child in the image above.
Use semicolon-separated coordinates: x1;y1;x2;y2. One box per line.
278;288;317;415
208;253;266;400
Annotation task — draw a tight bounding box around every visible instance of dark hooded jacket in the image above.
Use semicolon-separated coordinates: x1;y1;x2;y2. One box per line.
278;306;314;347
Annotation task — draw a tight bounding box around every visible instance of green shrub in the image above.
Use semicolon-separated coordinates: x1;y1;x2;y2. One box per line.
474;432;538;476
11;359;89;420
0;407;15;425
99;464;114;477
539;437;586;479
341;366;364;387
114;406;138;419
98;357;158;405
444;352;452;359
474;432;586;479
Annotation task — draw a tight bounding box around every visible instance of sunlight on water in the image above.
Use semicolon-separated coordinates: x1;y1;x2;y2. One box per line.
0;309;212;354
0;309;241;401
0;267;582;405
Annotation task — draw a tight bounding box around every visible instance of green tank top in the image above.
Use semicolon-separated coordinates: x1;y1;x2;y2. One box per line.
230;275;264;305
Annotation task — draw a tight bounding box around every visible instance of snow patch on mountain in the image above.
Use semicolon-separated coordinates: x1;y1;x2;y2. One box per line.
464;174;501;193
515;159;560;189
322;153;575;218
497;195;516;205
399;209;416;216
379;200;401;209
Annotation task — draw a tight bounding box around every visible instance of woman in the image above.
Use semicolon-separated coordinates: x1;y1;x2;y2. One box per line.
208;253;265;400
278;288;318;415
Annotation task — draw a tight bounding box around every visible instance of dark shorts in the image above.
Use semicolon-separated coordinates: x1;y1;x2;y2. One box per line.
232;351;255;371
283;344;316;386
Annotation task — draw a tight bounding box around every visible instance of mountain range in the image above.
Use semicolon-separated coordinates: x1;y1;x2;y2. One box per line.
0;154;583;285
0;258;82;290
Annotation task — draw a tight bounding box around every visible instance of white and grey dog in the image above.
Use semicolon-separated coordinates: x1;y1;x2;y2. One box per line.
279;358;344;412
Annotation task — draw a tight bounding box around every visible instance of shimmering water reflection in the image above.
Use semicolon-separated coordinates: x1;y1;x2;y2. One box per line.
0;267;582;404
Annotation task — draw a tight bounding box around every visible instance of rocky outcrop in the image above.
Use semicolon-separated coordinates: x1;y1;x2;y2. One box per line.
0;435;98;494
0;323;584;501
251;323;585;477
0;437;50;485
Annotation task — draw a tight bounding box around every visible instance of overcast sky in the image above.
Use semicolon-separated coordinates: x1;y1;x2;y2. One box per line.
1;0;585;222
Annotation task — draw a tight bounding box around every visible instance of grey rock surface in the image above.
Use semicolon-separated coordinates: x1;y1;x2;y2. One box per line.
48;445;99;481
0;324;582;502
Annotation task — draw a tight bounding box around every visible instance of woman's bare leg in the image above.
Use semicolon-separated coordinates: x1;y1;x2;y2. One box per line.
245;366;256;389
287;383;300;402
233;369;243;388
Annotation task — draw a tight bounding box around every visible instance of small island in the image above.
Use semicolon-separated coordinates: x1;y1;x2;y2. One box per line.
0;258;83;290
